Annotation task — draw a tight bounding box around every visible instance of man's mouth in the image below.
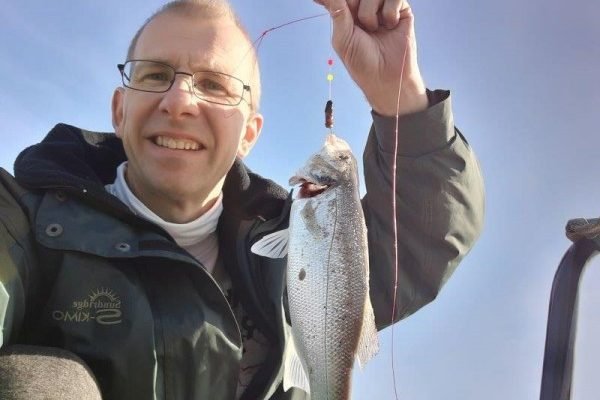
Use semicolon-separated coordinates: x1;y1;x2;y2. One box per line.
154;136;203;151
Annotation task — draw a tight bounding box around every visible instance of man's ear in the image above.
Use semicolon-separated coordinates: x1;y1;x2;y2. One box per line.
111;87;125;138
237;112;263;158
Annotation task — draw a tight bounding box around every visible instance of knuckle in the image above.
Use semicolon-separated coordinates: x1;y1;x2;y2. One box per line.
357;8;378;30
381;7;399;22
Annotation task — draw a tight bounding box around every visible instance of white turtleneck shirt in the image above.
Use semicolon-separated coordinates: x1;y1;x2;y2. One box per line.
105;162;221;274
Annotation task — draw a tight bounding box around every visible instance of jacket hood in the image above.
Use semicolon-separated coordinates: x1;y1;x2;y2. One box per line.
15;123;125;192
14;123;288;220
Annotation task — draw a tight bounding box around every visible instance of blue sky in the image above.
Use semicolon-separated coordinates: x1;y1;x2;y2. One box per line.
2;1;600;399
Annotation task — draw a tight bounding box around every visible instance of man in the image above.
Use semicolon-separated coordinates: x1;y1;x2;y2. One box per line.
0;0;484;399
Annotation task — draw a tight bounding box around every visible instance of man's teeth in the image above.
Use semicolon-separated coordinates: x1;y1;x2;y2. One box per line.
155;136;200;150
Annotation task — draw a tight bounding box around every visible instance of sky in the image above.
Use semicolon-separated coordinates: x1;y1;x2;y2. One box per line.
1;1;600;399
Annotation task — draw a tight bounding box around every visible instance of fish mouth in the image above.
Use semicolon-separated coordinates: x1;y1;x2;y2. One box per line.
290;176;330;199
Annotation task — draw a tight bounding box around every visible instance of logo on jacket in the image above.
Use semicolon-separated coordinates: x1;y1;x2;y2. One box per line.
52;287;122;325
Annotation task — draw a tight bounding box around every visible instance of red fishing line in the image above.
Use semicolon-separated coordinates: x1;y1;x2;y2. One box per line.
252;12;329;53
390;28;410;400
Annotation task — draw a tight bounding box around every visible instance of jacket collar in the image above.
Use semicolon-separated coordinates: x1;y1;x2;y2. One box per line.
14;123;288;219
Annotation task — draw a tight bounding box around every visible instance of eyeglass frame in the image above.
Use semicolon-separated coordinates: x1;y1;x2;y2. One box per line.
117;59;253;107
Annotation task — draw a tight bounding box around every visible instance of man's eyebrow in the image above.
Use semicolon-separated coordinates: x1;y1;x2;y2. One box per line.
131;56;172;65
132;56;241;77
189;59;231;73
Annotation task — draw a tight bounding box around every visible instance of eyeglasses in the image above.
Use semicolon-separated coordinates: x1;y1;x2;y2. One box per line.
117;60;252;107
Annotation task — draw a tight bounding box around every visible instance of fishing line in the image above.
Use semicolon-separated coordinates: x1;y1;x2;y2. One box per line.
221;12;328;121
323;187;340;399
390;51;407;400
390;7;411;400
249;11;332;127
325;16;334;134
323;14;336;399
251;12;329;54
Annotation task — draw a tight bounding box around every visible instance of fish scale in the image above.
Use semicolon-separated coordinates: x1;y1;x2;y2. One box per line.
288;184;368;399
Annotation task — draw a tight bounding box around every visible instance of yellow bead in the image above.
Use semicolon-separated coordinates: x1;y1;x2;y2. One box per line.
326;73;334;81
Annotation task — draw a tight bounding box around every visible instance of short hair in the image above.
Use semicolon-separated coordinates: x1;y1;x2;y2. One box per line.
126;0;261;110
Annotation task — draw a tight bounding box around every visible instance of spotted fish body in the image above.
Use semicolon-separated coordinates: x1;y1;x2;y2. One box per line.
252;134;379;399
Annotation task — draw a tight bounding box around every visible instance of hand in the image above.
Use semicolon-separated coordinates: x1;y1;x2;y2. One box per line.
314;0;428;117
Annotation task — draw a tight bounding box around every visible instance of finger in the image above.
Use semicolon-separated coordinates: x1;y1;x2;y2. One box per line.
345;0;360;27
313;0;354;11
380;0;404;29
315;0;359;25
347;0;360;15
357;0;384;32
323;0;355;54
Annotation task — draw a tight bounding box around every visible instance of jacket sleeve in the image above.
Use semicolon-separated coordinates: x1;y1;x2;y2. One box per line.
362;90;485;329
0;170;35;348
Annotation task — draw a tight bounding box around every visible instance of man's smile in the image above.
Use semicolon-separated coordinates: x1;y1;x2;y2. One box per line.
154;136;205;151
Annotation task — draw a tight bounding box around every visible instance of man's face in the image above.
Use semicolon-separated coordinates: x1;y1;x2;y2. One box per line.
112;12;262;217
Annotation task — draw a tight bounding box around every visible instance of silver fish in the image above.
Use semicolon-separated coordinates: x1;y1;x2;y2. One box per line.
252;134;379;399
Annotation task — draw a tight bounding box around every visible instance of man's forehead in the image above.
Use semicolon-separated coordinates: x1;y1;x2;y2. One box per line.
136;12;248;52
134;13;252;72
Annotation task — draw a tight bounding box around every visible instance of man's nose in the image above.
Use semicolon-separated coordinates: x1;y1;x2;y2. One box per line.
172;73;196;95
159;74;201;117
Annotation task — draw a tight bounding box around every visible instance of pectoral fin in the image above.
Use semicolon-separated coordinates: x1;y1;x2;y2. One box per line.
250;229;289;259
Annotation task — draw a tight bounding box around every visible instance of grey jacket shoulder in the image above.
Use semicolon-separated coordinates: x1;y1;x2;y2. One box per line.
363;89;485;327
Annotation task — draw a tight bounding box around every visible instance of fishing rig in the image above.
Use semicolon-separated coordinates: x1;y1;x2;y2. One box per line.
251;12;336;135
248;6;409;400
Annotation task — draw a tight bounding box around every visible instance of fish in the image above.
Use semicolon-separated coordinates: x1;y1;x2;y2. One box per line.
251;133;379;399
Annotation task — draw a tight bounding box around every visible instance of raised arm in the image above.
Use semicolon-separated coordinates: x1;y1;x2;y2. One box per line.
313;0;485;327
363;92;485;328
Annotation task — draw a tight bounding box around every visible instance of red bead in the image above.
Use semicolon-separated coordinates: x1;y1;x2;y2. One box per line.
327;59;333;66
